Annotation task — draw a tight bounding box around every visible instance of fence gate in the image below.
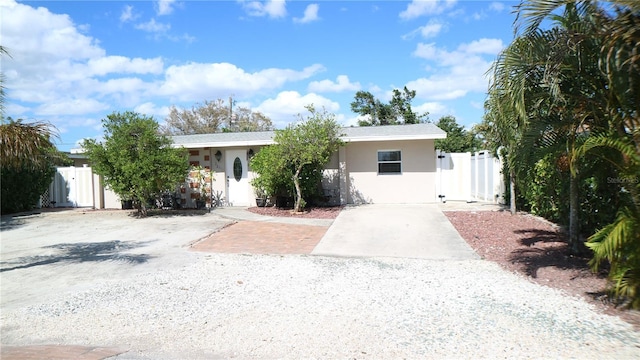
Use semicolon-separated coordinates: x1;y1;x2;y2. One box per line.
436;150;505;204
436;150;471;202
48;166;95;207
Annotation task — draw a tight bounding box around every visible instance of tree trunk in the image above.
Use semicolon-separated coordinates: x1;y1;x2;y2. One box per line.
510;169;516;215
293;166;303;212
134;198;148;217
568;172;580;254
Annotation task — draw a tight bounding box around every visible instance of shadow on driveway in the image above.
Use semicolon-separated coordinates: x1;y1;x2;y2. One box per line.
0;240;154;272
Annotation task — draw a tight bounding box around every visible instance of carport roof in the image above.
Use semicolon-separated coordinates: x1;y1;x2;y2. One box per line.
171;123;446;148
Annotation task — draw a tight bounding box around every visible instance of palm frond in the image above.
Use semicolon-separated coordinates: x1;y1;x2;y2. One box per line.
578;133;640;166
587;206;640;307
515;0;567;35
0;119;60;169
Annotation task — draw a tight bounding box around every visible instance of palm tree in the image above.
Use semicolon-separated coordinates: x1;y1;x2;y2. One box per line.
0;118;61;169
482;87;522;215
502;0;640;306
485;1;623;252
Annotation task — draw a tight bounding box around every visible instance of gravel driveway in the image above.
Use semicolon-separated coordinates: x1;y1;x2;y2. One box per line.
1;209;639;359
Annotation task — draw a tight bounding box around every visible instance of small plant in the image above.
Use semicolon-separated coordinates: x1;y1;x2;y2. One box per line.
188;165;214;209
254;187;268;207
211;190;225;208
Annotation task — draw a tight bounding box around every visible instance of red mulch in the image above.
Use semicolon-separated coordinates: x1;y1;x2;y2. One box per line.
445;210;640;330
247;205;344;219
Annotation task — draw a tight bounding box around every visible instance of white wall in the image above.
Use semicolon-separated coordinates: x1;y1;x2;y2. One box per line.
344;140;438;204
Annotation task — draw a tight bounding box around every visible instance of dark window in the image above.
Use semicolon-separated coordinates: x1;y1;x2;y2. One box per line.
233;157;242;181
377;150;402;174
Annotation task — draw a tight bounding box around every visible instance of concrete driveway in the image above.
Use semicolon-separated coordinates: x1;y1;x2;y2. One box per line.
312;204;479;260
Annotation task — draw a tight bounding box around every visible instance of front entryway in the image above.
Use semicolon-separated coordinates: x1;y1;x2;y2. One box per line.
225;149;250;206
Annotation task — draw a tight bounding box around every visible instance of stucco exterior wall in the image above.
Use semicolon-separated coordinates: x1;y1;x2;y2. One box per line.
344;139;437;204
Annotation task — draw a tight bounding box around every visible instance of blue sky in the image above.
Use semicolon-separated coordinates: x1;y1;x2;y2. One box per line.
1;0;518;151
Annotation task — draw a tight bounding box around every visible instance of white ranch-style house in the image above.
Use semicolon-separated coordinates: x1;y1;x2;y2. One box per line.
171;123;447;207
46;123;504;209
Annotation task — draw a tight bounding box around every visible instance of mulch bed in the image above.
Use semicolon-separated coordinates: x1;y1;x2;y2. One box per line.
444;210;640;330
247;205;344;219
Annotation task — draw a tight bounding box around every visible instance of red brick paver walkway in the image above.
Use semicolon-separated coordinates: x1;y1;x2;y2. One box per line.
191;221;328;255
0;345;126;360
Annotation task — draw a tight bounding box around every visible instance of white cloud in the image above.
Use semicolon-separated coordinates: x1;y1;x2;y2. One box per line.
472;10;487;21
156;0;177;16
294;3;319;24
135;102;170;118
368;85;382;94
240;0;287;19
0;0;326;124
87;56;164;76
414;38;504;63
256;91;340;128
157;62;325;101
35;98;110;116
1;2;104;61
399;0;457;20
99;78;150;97
459;38;504;55
408;79;470;100
420;20;444;38
0;1;168;121
402;19;446;40
409;38;505;101
120;5;137;23
135;18;170;33
4;103;30;116
413;101;451;120
308;75;360;93
489;2;505;12
167;33;196;43
413;43;443;61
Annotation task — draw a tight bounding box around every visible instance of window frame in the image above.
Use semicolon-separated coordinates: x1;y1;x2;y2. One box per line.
377;150;402;175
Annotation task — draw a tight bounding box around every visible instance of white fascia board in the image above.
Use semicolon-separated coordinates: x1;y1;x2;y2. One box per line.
342;133;447;142
172;133;446;148
171;139;275;149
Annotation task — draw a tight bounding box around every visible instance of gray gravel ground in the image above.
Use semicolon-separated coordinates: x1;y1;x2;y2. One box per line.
2;253;640;359
2;209;640;359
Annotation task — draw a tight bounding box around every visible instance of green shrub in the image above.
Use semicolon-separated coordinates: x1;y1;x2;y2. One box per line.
1;164;55;214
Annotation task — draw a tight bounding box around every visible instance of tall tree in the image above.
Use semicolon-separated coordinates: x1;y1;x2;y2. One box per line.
83;111;189;217
162;99;273;135
351;87;428;126
434;116;481;153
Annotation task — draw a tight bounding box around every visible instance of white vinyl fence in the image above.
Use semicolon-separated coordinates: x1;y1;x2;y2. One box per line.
41;166;121;209
436;150;505;204
470;150;505;203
